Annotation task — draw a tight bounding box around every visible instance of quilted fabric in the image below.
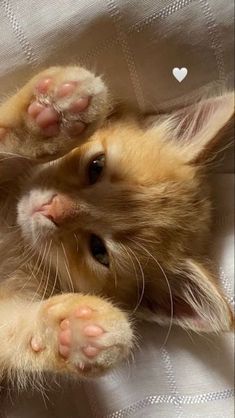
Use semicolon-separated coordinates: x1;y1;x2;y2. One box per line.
0;1;234;417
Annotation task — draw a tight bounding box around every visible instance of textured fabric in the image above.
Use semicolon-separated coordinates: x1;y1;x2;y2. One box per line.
0;1;234;417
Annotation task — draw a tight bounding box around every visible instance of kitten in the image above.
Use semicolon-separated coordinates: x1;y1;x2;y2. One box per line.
0;66;234;387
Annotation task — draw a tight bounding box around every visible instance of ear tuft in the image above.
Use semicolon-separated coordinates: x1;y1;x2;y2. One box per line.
164;92;234;163
139;259;234;333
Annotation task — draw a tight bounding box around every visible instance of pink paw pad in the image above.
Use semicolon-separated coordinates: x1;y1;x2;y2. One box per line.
35;78;52;94
30;336;45;353
56;82;77;98
82;345;100;358
83;324;104;337
28;103;58;127
59;325;72;358
28;101;45;118
58;307;105;361
36;107;59;128
28;77;90;137
59;344;71;358
69;97;90;113
28;101;60;137
75;306;93;319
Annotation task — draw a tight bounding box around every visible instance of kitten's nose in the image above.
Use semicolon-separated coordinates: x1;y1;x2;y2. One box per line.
35;194;73;225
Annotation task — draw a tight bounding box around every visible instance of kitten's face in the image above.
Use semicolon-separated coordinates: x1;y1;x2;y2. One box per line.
16;93;234;332
17;121;208;299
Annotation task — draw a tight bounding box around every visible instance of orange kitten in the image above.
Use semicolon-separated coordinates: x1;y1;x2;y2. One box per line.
0;66;233;387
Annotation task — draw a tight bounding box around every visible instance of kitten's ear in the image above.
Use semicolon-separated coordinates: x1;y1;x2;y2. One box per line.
141;259;234;333
159;92;234;163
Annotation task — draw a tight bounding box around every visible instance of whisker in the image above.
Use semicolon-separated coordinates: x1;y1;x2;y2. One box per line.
36;240;52;302
41;240;53;301
110;255;118;289
0;152;31;161
18;241;45;294
61;241;74;293
128;239;174;347
125;244;145;313
0;240;52;336
73;233;79;252
48;247;59;299
119;243;140;308
4;236;41;282
33;241;49;277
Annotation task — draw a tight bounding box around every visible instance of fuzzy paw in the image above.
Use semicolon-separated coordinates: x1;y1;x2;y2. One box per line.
27;75;92;137
32;295;133;377
24;66;109;159
57;303;132;376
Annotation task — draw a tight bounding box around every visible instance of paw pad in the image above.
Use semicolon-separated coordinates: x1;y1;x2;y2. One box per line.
27;76;91;137
56;82;77;98
28;101;60;137
58;306;105;362
30;293;132;376
75;306;93;319
83;324;104;337
30;336;45;353
35;78;53;94
82;345;100;358
69;97;90;113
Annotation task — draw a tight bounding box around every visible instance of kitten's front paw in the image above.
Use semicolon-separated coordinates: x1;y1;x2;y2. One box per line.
1;66;109;161
57;304;132;376
32;295;133;377
26;67;108;139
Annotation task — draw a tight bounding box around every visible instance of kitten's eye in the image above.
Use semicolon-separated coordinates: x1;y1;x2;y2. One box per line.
88;154;105;185
89;234;109;267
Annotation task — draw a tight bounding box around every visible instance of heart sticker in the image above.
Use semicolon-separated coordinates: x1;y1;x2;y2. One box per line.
172;67;188;83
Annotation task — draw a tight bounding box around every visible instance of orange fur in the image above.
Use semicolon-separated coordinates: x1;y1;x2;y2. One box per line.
0;66;234;387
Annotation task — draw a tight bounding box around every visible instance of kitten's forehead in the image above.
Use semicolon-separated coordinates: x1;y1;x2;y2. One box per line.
93;120;192;184
106;140;121;167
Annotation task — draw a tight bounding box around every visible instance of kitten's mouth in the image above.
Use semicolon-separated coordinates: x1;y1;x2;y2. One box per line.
36;212;59;227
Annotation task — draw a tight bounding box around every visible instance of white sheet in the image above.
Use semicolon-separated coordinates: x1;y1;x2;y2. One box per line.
0;1;234;417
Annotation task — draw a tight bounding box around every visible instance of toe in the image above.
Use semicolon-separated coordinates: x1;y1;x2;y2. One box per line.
82;345;100;358
56;82;77;98
75;306;93;319
36;78;53;94
83;324;104;337
30;336;44;353
28;101;46;118
60;319;70;330
36;107;59;128
69;97;90;113
59;344;70;358
59;328;72;346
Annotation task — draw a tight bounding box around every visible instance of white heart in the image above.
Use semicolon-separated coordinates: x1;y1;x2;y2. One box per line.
172;67;188;83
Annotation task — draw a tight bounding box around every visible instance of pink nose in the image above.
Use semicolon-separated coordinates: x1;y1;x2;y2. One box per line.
35;194;73;225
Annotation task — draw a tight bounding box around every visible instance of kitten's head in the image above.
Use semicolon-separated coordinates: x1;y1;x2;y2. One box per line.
18;93;234;333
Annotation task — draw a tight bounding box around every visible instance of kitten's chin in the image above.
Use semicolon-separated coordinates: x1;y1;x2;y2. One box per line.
17;189;58;245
